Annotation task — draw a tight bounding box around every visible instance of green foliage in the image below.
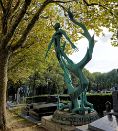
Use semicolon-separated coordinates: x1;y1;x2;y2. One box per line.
70;68;118;92
5;0;117;91
66;0;117;45
92;69;118;91
0;0;117;129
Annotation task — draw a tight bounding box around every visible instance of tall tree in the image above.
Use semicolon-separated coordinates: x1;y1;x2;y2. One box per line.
0;0;117;130
0;0;75;130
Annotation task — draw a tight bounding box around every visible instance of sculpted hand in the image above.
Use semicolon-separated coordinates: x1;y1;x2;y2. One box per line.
68;8;74;20
71;44;79;52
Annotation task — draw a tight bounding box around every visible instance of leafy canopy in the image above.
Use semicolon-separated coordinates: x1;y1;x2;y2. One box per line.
1;0;116;82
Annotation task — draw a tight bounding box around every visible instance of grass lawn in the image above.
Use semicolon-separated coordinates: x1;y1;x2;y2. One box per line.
6;110;47;131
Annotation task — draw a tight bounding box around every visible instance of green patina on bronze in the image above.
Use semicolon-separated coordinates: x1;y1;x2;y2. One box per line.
45;9;95;115
52;110;99;126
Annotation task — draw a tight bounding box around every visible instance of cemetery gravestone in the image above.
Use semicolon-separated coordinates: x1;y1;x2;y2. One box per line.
88;115;118;131
88;90;118;131
112;91;118;113
105;101;111;112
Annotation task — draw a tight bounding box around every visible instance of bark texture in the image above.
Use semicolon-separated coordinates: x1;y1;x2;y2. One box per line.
0;49;9;130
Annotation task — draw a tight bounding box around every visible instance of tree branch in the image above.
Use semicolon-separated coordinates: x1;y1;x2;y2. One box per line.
9;0;20;23
11;42;35;57
1;0;13;35
0;0;5;13
11;0;52;51
8;59;24;72
6;0;13;17
1;0;76;51
12;0;20;13
83;0;115;16
52;0;76;3
83;0;98;6
8;43;44;72
56;3;68;12
0;0;32;49
11;0;78;51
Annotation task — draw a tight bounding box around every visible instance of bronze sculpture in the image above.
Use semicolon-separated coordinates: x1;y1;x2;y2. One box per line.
45;9;98;125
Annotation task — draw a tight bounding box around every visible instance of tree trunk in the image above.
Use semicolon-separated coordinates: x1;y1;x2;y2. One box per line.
0;49;9;130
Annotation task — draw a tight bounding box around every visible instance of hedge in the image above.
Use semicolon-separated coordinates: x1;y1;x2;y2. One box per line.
26;93;113;117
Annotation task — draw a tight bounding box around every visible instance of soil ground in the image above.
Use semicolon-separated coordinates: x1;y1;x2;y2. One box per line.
6;110;47;131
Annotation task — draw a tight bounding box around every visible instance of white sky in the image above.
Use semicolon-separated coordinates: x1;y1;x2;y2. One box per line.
69;28;118;73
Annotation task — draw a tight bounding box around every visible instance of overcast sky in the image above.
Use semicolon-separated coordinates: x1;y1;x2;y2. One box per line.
69;28;118;73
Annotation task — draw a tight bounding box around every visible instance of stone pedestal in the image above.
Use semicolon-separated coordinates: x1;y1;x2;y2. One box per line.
41;115;89;131
52;110;99;126
41;114;118;131
41;115;76;131
41;110;98;131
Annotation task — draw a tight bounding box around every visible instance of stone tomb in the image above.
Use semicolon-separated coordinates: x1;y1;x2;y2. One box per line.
52;110;99;126
41;115;118;131
41;115;89;131
23;103;57;120
88;91;118;131
88;114;118;131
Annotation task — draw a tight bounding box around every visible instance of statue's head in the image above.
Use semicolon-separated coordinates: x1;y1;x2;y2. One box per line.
54;23;60;30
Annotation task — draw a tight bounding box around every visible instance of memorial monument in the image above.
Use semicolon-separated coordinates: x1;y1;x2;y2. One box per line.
45;9;98;127
88;90;118;131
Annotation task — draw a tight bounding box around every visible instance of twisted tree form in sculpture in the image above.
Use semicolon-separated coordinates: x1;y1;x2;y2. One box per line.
64;10;95;114
45;10;95;114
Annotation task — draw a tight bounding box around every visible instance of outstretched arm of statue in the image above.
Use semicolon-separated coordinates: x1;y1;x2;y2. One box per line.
60;29;78;52
45;38;54;59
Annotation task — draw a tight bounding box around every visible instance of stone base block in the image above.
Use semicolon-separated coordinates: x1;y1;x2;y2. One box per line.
41;115;89;131
52;110;99;126
41;115;75;131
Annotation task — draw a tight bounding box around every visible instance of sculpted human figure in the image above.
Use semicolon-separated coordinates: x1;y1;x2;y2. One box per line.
45;12;95;114
45;22;79;97
45;23;78;63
